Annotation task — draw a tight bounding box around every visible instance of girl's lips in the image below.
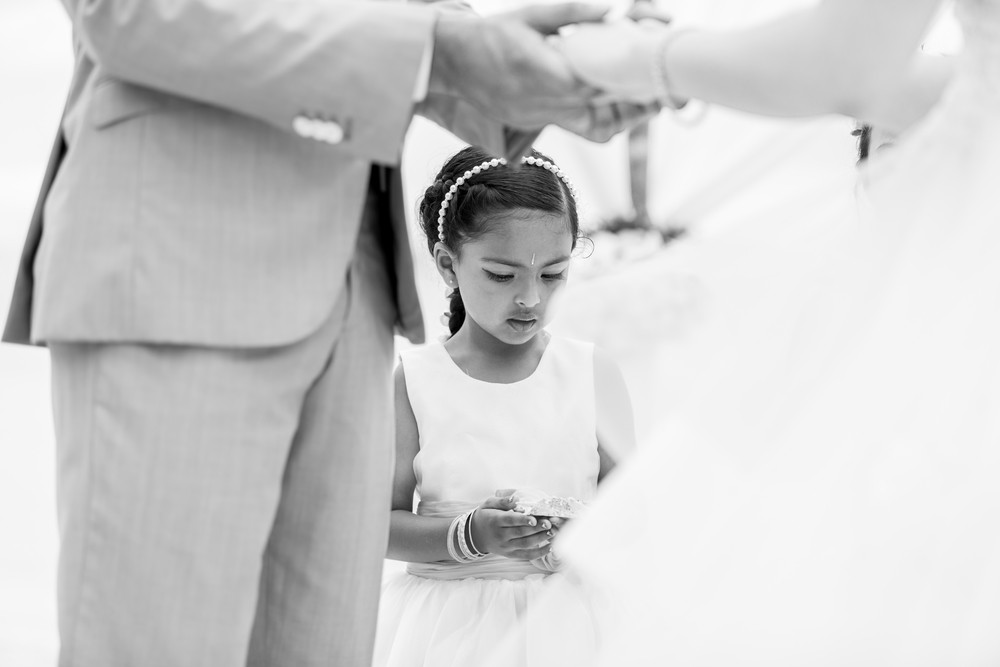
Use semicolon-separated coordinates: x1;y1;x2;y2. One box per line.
507;318;537;332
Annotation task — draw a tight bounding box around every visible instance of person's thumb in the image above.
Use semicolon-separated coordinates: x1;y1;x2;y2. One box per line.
501;2;610;35
479;496;514;512
626;3;672;23
485;489;519;509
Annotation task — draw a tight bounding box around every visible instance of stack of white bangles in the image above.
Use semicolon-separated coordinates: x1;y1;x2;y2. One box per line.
447;508;487;563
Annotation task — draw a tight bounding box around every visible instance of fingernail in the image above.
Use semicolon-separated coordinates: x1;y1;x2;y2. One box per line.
547;530;554;537
527;517;537;526
541;521;551;530
540;540;551;547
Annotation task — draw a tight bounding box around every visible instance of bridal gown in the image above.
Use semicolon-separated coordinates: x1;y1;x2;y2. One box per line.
524;1;1000;664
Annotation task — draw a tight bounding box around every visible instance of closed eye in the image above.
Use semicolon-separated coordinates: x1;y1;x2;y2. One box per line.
542;272;567;282
483;269;514;283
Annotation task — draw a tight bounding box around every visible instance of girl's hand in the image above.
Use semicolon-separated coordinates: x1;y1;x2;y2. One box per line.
470;493;554;561
546;516;569;534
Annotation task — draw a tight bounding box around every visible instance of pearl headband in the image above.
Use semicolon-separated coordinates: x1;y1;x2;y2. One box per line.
436;155;579;244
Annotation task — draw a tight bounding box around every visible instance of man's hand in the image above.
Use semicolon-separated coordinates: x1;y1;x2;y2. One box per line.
500;2;610;35
553;19;672;103
426;4;660;150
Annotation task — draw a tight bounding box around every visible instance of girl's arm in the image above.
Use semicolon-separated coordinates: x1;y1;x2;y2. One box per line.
386;364;552;563
594;347;637;481
386;364;453;563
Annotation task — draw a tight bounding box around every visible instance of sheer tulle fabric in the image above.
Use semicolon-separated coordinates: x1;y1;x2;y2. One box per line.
496;2;1000;664
375;570;607;667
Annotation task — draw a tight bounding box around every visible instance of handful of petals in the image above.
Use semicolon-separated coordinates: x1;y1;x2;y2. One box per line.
511;489;587;519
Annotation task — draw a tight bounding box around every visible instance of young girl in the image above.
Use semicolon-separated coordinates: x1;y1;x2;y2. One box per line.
373;146;636;666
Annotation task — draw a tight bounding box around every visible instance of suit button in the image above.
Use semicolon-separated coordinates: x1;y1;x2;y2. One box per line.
293;115;316;138
319;121;344;144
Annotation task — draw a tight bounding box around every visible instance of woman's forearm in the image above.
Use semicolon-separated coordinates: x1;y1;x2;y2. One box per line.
860;53;954;133
664;0;944;119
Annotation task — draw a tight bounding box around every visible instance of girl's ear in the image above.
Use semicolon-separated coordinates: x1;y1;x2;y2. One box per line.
433;242;459;288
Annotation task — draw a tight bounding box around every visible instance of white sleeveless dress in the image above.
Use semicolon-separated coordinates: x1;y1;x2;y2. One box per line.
512;1;1000;665
373;334;602;667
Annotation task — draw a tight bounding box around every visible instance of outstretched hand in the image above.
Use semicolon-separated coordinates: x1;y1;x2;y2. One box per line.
552;19;673;104
427;4;661;150
469;492;554;561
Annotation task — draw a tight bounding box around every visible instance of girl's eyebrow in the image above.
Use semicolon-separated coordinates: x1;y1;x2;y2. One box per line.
481;256;571;268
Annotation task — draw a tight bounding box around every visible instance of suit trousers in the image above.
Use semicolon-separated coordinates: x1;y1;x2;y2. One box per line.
48;199;397;667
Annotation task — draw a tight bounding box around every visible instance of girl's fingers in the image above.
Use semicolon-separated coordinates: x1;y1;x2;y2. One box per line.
507;545;552;561
507;529;554;551
497;510;552;529
547;517;568;530
501;516;553;538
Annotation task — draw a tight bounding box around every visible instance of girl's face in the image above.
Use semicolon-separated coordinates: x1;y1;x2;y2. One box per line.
438;208;574;346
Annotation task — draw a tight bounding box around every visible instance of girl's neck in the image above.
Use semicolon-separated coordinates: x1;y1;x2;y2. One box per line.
445;320;549;383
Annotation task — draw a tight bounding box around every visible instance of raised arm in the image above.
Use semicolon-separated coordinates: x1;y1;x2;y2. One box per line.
859;52;954;133
660;0;945;120
559;0;948;129
61;0;435;163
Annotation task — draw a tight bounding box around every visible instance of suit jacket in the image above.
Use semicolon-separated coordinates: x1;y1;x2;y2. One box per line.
3;0;519;348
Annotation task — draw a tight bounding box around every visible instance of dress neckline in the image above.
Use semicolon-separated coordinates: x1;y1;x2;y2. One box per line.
440;332;554;386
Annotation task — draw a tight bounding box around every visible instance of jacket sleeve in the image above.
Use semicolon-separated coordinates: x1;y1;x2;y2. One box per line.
63;0;438;164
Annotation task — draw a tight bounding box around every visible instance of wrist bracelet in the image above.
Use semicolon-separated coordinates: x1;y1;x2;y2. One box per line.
652;28;693;110
466;508;486;557
457;511;485;561
446;514;464;563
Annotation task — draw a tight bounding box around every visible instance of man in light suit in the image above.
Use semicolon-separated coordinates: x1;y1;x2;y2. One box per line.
2;1;652;665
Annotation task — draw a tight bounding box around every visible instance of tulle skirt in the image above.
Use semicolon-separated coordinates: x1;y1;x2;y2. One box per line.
374;567;605;667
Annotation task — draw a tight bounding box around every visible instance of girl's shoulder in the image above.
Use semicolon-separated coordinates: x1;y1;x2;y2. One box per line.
397;342;450;383
398;341;448;367
544;333;596;366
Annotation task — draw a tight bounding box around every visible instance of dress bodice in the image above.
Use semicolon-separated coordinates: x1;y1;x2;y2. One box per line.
401;335;600;509
398;335;601;578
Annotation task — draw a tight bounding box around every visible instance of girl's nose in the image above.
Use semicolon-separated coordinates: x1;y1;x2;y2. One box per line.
515;280;541;308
